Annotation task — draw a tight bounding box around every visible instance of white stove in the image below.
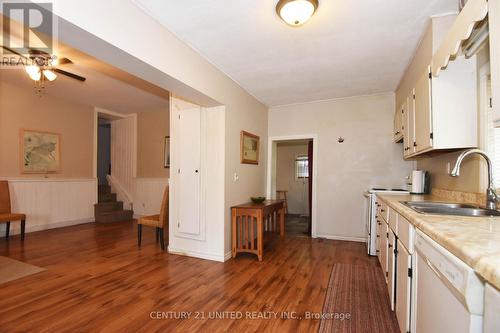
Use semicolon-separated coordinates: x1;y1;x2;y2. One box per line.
364;188;409;256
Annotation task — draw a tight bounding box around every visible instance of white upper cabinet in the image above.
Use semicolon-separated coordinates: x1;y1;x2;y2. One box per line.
403;92;416;157
488;0;500;123
395;3;484;159
393;105;404;142
414;67;433;153
410;57;478;157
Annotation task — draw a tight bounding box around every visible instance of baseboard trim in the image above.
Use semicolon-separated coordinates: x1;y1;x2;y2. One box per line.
167;246;226;262
314;234;367;243
224;251;232;261
1;218;95;235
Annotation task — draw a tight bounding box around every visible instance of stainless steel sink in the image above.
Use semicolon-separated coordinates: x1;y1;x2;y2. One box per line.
401;201;500;217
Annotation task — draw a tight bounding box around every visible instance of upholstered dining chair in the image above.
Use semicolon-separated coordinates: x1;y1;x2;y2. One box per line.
137;186;169;250
0;181;26;241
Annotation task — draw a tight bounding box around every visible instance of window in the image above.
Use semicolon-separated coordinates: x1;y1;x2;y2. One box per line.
295;155;309;179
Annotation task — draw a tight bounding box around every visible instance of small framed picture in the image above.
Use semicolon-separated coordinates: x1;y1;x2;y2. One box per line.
20;129;61;174
240;131;259;165
164;136;170;168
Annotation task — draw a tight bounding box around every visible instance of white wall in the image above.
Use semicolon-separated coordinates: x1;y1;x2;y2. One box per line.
269;93;414;241
276;144;309;215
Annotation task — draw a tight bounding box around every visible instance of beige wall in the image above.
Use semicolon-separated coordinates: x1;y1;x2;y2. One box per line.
0;80;94;178
137;108;170;178
269;93;414;241
276;143;309;215
49;1;269;257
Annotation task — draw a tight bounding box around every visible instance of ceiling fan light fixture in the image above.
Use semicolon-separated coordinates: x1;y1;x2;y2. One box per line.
25;65;41;81
276;0;318;27
43;69;57;82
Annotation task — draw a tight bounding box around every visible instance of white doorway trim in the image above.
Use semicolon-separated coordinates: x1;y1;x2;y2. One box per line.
92;108;137;205
266;134;318;238
92;108;128;179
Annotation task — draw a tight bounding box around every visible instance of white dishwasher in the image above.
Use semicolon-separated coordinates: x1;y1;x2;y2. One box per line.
414;230;484;333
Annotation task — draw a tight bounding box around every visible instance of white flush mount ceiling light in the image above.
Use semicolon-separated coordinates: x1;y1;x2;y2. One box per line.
276;0;319;27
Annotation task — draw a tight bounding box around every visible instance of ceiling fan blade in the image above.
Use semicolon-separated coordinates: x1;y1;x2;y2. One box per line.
53;68;86;82
1;45;28;59
28;48;51;57
56;57;73;65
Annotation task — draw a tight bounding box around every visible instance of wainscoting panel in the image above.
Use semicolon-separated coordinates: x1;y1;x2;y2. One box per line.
133;178;169;217
2;178;97;235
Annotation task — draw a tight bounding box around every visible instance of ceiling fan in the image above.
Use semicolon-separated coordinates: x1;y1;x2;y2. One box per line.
1;45;86;90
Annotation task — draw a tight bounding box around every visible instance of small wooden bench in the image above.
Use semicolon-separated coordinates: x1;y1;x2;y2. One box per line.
231;200;285;261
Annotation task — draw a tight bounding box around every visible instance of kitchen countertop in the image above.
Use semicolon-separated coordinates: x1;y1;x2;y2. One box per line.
377;194;500;291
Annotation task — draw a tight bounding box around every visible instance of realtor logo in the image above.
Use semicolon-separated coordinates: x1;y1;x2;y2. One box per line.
2;1;54;55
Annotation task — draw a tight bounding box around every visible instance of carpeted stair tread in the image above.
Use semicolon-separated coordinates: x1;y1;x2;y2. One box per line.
95;210;133;223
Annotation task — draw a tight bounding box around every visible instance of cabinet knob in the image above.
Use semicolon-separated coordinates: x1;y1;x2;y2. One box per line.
381;209;385;212
388;244;392;248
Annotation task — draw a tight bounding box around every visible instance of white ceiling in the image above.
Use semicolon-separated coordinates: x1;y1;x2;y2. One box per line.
135;0;458;107
1;60;169;114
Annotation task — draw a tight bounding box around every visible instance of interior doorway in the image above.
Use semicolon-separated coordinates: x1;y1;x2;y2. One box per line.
267;135;318;238
97;118;111;186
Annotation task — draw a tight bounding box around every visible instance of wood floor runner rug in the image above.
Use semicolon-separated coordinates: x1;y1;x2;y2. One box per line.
0;256;45;285
319;263;400;333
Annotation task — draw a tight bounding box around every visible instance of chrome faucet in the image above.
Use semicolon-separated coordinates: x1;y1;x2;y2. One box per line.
451;149;499;210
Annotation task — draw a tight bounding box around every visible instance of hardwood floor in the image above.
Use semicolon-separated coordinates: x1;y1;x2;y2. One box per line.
0;221;387;332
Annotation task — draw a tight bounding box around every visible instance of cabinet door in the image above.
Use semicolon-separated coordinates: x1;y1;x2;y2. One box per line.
396;240;411;333
414;67;433;153
403;93;416;157
394;106;403;142
484;283;500;333
387;231;396;310
380;223;388;281
176;107;201;235
376;217;382;261
402;98;409;156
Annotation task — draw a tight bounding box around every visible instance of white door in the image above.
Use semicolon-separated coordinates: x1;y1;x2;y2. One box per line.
177;107;201;235
396;240;411;333
414;67;433;153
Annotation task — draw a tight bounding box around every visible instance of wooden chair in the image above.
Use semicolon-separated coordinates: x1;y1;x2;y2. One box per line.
137;186;169;250
0;181;26;241
276;190;288;215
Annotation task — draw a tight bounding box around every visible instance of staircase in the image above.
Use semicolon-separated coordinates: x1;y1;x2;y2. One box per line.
94;185;133;223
